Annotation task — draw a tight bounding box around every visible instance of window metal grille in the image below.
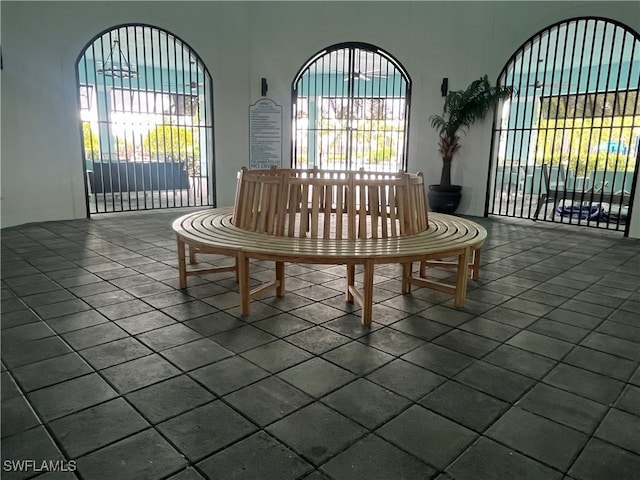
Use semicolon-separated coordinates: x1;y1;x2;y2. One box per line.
292;42;411;172
489;18;639;234
76;24;215;214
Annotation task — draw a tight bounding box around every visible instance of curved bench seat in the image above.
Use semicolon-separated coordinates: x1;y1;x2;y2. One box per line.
174;207;486;327
175;207;484;260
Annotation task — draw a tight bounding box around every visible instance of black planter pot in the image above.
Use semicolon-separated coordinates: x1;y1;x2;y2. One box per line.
428;184;462;214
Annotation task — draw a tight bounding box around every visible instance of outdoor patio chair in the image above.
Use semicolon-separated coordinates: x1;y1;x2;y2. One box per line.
533;164;568;219
549;168;632;222
590;169;634;196
495;165;526;197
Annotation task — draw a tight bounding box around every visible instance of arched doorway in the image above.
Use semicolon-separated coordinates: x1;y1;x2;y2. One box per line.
76;24;215;214
488;18;639;233
292;42;411;172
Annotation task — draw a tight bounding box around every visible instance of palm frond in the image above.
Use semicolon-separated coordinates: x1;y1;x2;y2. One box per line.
429;75;515;145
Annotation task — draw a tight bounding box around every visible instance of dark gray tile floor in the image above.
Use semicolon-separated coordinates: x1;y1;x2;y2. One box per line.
2;207;639;480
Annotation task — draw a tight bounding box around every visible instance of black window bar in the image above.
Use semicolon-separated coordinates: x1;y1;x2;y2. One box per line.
489;17;639;234
292;42;411;172
76;24;215;215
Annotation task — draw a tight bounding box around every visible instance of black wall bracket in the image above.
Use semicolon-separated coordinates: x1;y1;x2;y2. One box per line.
261;78;268;96
440;78;448;97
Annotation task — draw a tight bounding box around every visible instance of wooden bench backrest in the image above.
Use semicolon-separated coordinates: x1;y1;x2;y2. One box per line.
233;168;283;234
233;167;428;240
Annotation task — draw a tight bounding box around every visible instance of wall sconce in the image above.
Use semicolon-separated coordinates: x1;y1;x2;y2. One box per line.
261;78;268;96
440;78;448;97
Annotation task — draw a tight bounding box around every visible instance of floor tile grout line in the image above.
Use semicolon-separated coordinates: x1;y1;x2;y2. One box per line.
2;211;639;480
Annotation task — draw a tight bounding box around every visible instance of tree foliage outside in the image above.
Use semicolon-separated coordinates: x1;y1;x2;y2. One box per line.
535;116;639;175
356;121;400;164
143;125;200;175
317;119;401;167
83;122;100;160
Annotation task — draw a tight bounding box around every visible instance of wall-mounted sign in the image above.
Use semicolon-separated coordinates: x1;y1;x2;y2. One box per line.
249;98;282;169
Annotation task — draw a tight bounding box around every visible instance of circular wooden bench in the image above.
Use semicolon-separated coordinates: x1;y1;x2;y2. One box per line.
173;168;486;327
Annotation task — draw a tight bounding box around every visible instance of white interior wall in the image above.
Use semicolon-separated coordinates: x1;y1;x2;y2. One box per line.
2;1;639;237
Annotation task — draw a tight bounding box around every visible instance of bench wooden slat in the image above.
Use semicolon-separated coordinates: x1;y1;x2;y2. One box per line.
323;184;333;240
257;182;269;232
267;178;280;234
336;185;344;239
370;184;380;238
347;181;356;240
380;185;389;238
286;183;299;237
397;177;408;235
388;185;398;237
311;185;321;238
358;184;367;239
407;175;419;234
299;184;309;237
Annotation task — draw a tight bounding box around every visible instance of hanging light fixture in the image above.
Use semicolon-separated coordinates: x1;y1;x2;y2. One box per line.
97;40;137;78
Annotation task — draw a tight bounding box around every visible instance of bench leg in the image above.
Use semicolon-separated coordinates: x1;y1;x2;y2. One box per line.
454;248;470;307
346;264;355;303
238;253;250;316
533;193;548;220
419;260;426;278
471;248;481;281
361;259;375;328
177;237;187;289
189;245;197;265
402;262;412;293
276;261;285;297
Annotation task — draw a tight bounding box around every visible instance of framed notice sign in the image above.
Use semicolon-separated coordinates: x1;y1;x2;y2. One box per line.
249;99;282;169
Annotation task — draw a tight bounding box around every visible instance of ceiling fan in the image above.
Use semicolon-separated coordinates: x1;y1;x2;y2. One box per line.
161;80;205;92
529;79;570;89
344;69;386;82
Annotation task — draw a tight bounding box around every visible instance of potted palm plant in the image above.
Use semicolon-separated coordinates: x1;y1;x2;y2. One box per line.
428;75;515;213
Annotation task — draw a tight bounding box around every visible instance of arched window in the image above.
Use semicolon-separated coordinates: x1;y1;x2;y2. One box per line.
489;18;639;233
292;42;411;172
77;24;215;214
